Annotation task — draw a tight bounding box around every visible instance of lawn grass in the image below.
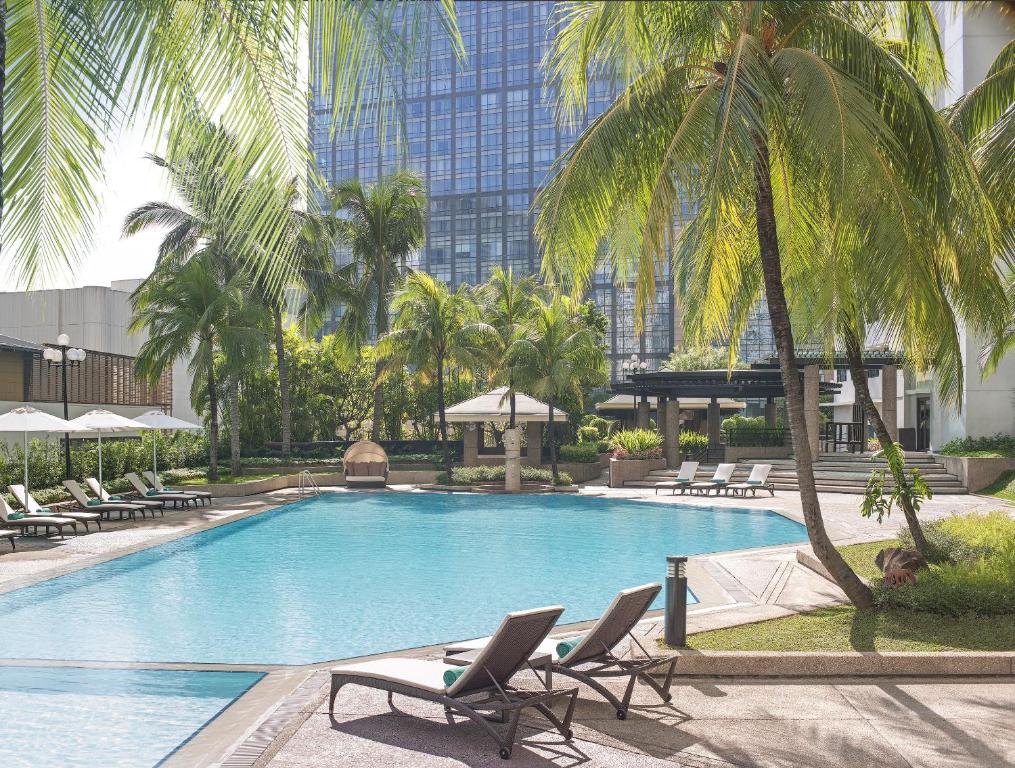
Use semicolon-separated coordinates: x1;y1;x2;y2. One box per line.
664;534;1015;653
981;470;1015;502
681;605;1015;652
175;472;282;486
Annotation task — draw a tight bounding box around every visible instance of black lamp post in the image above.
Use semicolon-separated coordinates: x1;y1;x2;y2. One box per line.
42;334;86;480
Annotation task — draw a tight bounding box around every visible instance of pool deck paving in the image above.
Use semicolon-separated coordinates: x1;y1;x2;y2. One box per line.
0;483;1011;767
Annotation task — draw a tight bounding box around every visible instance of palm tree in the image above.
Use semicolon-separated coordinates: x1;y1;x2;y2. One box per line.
131;256;260;480
332;171;427;442
508;297;607;483
949;39;1015;371
1;1;458;287
535;2;999;607
478;268;545;429
376;272;492;478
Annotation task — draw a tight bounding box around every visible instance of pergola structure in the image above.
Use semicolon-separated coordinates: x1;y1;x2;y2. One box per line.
611;364;856;464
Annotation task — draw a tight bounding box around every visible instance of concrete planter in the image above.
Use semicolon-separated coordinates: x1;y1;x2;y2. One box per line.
932;454;1015;493
556;461;603;484
609;457;666;488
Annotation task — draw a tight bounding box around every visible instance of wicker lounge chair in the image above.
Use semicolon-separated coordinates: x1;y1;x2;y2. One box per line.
86;477;166;515
342;440;389;488
13;484;102;531
330;606;578;760
653;461;699;495
125;474;197;507
0;495;77;538
1;528;17;549
445;584;677;720
59;481;146;524
689;463;736;496
726;464;775;497
144;471;212;505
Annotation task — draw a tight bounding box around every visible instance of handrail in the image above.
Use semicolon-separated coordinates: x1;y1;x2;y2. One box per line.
297;470;321;497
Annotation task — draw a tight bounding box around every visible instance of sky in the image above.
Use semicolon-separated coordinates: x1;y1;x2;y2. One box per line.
47;122;179;290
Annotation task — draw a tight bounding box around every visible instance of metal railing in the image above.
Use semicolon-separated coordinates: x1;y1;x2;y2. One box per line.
297;470;320;497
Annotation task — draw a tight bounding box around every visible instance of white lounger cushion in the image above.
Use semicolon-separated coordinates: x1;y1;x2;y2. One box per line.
331;657;462;694
346;476;386;483
443;636;562;662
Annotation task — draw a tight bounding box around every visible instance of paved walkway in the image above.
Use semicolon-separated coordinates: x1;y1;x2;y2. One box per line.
265;670;1015;768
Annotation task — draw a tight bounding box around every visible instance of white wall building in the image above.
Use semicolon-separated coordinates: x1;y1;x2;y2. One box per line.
0;281;199;423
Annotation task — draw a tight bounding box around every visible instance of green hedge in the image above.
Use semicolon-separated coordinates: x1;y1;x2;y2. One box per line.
558;443;600;463
721;415;787;447
609;429;662;459
436;465;573;486
936;433;1015;458
679;431;709;455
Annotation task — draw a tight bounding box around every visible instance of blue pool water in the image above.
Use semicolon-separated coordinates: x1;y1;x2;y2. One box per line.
0;666;262;767
0;492;806;665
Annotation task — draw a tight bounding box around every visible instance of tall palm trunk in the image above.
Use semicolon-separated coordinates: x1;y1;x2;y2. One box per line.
206;362;220;481
752;135;874;607
371;270;387;442
273;306;291;461
0;0;6;257
228;378;242;477
435;352;451;479
844;329;928;555
548;400;558;483
509;383;517;430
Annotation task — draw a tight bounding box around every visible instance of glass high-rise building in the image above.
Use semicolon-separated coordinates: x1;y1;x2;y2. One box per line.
311;1;676;376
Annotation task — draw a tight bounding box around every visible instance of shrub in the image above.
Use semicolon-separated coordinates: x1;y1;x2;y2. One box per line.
880;512;1015;616
436;465;572;486
576;426;601;444
936;433;1015;458
721;415;787;447
558;443;600;463
679;431;709;456
580;415;616;440
610;429;662;459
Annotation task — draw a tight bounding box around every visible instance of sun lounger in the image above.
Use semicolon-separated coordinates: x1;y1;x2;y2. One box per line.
1;528;16;549
330;606;578;759
689;463;736;495
86;477;165;516
143;471;211;505
125;474;197;507
61;480;145;523
725;464;775;497
0;495;77;538
445;584;676;720
653;461;699;495
12;484;102;531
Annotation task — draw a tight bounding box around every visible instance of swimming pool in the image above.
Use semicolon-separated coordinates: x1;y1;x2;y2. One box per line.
0;666;262;767
0;492;806;665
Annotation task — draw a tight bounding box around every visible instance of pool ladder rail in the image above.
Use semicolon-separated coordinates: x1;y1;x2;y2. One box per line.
297;470;321;497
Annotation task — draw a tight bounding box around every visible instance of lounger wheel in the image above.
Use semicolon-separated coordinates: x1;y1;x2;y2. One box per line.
499;747;512;759
616;709;627;720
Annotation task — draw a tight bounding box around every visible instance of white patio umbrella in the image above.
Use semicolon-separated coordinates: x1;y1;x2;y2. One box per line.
0;407;89;493
68;410;147;487
132;410;203;480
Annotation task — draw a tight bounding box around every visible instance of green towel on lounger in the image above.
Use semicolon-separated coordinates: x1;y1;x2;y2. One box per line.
7;511;24;520
36;508;51;514
556;636;583;658
108;495;122;500
746;480;763;485
443;667;466;687
710;479;726;484
87;499;101;506
146;489;159;496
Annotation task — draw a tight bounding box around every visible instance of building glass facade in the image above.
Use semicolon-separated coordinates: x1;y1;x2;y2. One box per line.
311;1;677;377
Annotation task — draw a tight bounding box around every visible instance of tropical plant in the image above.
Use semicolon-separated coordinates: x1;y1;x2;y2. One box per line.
131;255;261;479
662;345;748;372
478;267;545;428
609;428;663;460
679;431;709;457
558;443;600;463
1;0;459;288
438;464;573;487
507;296;608;481
377;272;493;477
332;171;428;441
535;1;1003;608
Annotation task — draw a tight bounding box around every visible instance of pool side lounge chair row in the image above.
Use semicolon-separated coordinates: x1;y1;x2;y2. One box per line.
330;583;676;759
0;495;78;538
654;462;775;497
